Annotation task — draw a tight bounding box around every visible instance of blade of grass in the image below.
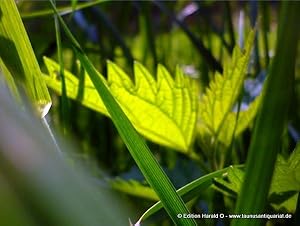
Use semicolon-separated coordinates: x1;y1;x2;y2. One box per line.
53;0;69;131
48;1;196;225
232;2;300;226
137;165;244;223
71;0;78;11
0;83;133;226
21;0;109;19
0;0;51;117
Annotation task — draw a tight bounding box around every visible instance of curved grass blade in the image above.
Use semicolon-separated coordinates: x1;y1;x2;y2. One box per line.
48;1;196;225
20;0;108;19
232;2;300;226
0;0;51;117
136;165;244;224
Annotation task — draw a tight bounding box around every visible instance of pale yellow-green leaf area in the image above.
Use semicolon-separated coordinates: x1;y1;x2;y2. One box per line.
198;30;256;149
110;178;158;201
43;57;198;152
217;95;262;146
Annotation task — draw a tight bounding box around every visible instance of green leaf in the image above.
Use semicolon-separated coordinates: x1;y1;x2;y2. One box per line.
214;145;300;212
0;0;51;117
213;166;244;198
43;58;198;152
218;95;262;147
110;178;159;201
197;30;256;149
271;144;300;193
48;1;196;224
269;143;300;212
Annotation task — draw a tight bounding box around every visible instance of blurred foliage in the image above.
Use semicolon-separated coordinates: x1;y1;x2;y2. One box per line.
0;1;299;225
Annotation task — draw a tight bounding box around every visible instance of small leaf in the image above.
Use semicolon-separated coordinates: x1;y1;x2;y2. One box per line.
110;178;159;201
213;166;244;197
197;30;256;149
214;145;300;212
269;143;300;212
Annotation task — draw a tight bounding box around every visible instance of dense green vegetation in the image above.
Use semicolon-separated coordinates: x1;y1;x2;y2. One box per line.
0;1;299;226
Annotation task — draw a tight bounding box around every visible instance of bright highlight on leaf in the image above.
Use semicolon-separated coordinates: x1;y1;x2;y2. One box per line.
110;178;159;201
197;30;259;149
43;58;198;152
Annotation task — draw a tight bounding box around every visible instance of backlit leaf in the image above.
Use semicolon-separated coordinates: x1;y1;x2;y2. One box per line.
110;178;158;201
43;58;198;152
197;30;256;149
214;144;300;212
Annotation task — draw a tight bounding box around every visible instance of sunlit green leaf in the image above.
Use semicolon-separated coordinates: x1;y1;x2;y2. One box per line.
110;178;159;201
218;95;262;147
269;143;300;212
197;30;256;149
213;166;244;198
43;58;198;152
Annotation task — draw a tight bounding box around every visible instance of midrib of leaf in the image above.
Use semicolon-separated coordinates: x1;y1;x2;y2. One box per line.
43;58;197;151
